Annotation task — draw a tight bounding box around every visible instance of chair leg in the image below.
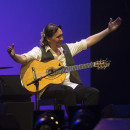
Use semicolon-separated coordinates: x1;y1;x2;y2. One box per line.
81;100;85;106
54;98;62;110
54;98;57;110
57;104;62;110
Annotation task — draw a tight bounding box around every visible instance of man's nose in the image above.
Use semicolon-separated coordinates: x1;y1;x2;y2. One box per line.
60;36;63;41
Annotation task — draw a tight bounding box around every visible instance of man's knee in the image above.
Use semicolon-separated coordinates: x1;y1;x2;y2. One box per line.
94;88;100;97
64;88;74;96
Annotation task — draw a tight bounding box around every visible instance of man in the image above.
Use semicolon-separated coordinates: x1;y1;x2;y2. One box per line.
7;17;122;113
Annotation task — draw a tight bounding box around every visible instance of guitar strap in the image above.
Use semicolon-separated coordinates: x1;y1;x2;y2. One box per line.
40;44;83;85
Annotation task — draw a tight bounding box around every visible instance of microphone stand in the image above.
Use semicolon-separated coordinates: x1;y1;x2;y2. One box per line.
27;66;63;111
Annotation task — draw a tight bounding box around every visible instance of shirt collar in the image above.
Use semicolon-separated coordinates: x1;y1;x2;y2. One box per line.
45;45;64;53
45;46;51;52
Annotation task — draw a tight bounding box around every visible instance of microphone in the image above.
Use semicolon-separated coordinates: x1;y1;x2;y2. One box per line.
32;67;37;80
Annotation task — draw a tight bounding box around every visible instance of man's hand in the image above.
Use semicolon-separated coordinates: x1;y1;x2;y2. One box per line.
108;17;122;32
7;44;15;57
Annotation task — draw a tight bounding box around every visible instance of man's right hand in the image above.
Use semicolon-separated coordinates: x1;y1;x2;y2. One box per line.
7;44;15;57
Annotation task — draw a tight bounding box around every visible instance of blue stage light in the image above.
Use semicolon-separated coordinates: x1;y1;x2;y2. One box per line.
34;112;60;130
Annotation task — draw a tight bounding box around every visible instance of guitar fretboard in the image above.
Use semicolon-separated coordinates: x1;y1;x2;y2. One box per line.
56;62;94;74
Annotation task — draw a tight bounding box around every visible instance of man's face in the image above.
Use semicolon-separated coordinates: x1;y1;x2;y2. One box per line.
47;28;63;48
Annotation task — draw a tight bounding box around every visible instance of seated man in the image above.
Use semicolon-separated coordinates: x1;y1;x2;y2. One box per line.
7;17;122;114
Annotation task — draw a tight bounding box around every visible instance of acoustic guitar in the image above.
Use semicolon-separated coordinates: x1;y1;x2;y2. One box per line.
20;59;110;92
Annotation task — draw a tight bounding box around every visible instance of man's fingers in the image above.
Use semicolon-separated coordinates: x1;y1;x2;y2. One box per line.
110;18;113;23
7;47;12;53
116;17;122;25
7;44;14;53
12;43;14;49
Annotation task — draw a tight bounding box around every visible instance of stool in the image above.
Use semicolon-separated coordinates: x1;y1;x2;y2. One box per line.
38;98;85;110
38;98;63;110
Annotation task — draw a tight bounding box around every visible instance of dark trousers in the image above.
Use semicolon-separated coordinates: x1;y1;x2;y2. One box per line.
40;84;99;113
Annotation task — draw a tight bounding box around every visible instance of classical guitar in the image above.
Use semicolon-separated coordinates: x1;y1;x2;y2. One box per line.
20;59;110;92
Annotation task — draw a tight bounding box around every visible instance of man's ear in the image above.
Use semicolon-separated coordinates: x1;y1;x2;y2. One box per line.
46;37;51;43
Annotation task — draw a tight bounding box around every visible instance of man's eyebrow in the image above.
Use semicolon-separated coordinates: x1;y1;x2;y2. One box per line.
57;33;63;38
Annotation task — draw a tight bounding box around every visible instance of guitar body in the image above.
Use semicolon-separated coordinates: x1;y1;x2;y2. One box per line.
20;60;65;92
20;59;110;92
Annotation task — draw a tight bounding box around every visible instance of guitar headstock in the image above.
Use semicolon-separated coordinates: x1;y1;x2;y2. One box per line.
94;59;111;70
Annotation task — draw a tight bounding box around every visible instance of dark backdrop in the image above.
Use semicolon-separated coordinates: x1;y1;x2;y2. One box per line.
91;0;130;108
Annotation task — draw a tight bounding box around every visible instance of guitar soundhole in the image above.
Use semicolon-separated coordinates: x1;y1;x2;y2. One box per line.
46;68;56;77
45;67;62;79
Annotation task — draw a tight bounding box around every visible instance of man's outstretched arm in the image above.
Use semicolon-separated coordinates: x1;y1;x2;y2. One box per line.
86;17;122;47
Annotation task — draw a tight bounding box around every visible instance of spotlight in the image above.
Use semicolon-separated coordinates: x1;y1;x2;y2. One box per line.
34;112;61;130
70;106;101;130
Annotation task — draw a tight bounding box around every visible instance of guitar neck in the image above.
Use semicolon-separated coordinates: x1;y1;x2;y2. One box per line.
56;62;94;74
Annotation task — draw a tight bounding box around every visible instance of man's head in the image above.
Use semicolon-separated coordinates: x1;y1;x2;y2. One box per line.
40;23;63;47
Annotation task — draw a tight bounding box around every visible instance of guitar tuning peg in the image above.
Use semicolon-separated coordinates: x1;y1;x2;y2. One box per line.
106;58;111;62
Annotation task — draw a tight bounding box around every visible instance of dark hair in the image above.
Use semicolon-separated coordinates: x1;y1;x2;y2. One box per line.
40;23;62;46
